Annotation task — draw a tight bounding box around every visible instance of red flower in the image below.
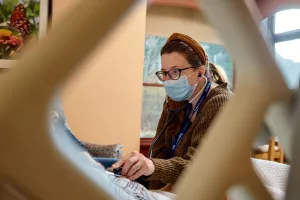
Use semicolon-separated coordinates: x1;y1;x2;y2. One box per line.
10;36;23;46
0;35;23;46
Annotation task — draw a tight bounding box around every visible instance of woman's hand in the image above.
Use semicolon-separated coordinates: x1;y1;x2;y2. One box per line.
112;151;155;180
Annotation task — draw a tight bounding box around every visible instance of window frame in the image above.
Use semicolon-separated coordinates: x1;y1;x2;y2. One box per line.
268;10;300;48
140;83;162;155
266;9;300;89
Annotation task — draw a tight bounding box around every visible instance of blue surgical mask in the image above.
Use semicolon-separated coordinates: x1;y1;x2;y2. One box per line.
163;72;198;102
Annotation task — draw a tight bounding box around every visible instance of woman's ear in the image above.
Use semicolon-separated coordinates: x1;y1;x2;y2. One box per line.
198;66;206;77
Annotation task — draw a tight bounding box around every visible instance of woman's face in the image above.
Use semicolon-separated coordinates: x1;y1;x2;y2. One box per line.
161;52;199;86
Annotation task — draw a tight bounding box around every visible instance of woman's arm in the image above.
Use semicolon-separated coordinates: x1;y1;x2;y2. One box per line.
147;95;230;185
111;101;171;179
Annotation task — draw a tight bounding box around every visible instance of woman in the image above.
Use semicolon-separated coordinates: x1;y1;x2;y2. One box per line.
113;33;232;190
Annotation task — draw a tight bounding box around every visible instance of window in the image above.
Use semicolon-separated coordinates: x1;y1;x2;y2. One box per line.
275;39;300;89
141;35;233;138
141;86;165;138
272;9;300;89
274;9;300;34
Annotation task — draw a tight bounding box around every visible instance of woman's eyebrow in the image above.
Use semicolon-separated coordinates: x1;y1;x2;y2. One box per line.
162;66;178;71
171;66;178;69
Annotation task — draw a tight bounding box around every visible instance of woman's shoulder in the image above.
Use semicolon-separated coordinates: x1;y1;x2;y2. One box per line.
210;82;233;98
192;83;232;132
203;82;232;110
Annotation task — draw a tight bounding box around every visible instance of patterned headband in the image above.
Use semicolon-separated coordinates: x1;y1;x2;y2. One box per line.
166;33;208;66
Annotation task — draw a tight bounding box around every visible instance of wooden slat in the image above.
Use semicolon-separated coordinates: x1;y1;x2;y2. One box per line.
268;137;276;161
151;0;199;9
140;138;153;157
143;83;163;87
175;0;290;199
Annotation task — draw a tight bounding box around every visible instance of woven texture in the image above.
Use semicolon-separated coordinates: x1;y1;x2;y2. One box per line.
83;142;123;158
166;32;208;65
227;158;289;200
251;158;290;192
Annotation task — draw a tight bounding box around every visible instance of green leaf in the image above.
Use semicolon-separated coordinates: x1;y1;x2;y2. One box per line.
5;0;19;7
26;7;32;15
1;0;18;20
23;0;32;5
0;7;6;22
33;3;40;14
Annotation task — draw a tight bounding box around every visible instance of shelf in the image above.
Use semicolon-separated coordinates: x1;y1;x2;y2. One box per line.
0;60;16;69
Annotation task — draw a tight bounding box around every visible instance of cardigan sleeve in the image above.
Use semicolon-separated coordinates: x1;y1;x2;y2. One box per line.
146;94;230;184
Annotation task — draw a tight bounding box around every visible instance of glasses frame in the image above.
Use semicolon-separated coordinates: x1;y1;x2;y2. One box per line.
155;66;197;81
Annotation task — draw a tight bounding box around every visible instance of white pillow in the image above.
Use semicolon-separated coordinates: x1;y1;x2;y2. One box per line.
265;185;285;200
227;185;284;200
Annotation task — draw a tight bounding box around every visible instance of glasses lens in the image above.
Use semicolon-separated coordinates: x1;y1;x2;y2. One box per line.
156;72;166;81
168;69;180;80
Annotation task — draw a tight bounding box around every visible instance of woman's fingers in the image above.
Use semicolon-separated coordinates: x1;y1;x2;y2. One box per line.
112;151;154;179
128;165;145;181
112;158;126;169
121;155;139;176
126;161;142;177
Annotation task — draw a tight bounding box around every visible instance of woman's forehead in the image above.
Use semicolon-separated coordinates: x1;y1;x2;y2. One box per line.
161;52;189;70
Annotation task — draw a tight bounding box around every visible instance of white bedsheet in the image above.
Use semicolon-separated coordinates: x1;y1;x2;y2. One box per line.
228;158;290;200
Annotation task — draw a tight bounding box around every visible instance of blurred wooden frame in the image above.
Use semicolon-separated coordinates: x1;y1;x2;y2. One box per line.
151;0;300;19
0;1;138;199
175;0;292;199
0;0;298;200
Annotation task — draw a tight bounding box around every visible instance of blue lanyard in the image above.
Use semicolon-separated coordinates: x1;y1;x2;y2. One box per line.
171;81;211;157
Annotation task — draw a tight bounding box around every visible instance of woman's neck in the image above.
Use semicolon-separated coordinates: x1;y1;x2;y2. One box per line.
188;78;206;109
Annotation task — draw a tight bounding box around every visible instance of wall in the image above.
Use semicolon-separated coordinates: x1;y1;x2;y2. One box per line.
146;5;223;44
53;0;146;156
256;0;300;18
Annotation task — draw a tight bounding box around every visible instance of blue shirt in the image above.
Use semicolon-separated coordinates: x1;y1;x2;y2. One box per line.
51;96;88;153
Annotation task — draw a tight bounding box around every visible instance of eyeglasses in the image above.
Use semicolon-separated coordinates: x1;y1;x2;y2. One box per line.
155;67;196;82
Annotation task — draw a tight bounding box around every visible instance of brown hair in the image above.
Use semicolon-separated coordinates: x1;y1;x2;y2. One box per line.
161;33;227;85
209;62;228;85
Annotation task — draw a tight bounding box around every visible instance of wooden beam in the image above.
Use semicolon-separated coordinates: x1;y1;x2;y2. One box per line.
140;138;153;156
151;0;199;10
143;83;163;87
